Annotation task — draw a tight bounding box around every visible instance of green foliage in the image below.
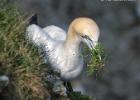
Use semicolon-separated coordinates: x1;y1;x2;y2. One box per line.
0;1;50;99
83;43;105;76
68;91;91;100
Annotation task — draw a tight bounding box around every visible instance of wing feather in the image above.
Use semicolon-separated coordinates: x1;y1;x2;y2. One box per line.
27;24;51;46
43;25;66;41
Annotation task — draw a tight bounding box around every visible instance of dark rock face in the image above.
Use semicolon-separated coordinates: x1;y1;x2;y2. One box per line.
20;0;140;100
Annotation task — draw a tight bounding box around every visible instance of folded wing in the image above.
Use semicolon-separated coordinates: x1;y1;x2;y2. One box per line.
43;25;66;41
27;24;51;46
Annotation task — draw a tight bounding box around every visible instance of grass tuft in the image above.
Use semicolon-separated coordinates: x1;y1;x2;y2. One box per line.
0;1;50;99
83;43;106;76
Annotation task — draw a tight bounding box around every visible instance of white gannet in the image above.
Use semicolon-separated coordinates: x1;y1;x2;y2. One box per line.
26;17;100;80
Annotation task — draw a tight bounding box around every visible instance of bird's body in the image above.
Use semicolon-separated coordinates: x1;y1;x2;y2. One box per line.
27;17;100;80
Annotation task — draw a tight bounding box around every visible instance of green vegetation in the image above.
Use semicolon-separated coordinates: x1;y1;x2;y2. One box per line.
68;92;91;100
83;43;105;76
0;0;49;99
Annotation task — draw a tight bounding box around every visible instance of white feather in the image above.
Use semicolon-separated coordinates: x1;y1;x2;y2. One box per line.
43;25;66;41
26;24;83;80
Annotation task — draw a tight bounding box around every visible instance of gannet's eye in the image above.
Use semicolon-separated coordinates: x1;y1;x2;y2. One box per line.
82;35;92;42
81;35;88;38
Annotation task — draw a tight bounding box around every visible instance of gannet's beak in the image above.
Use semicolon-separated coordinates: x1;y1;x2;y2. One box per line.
82;35;97;50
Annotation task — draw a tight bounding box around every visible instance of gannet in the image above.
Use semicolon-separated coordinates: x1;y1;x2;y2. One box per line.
26;17;100;80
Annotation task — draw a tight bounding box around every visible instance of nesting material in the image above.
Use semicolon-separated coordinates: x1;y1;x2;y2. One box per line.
83;43;105;75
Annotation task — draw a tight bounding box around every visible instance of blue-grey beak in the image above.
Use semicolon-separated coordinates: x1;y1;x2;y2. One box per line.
82;35;97;50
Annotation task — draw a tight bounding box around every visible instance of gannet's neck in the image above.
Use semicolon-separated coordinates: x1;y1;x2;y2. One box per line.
64;24;81;50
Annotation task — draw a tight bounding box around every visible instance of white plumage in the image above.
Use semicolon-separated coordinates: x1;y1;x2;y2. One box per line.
26;17;100;80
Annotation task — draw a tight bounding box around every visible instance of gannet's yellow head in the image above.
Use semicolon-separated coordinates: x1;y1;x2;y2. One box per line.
71;17;100;49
